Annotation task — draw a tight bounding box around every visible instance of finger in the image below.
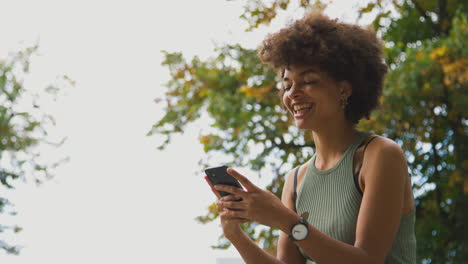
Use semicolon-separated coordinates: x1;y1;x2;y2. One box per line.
220;194;243;201
223;208;248;219
219;208;252;223
214;184;246;197
220;201;247;210
227;168;259;192
218;201;245;212
220;215;250;224
215;201;224;213
230;218;250;224
224;218;250;224
220;210;249;220
204;176;221;199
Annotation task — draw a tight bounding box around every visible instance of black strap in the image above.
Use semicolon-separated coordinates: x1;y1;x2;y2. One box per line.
356;135;379;173
353;135;379;195
293;166;300;209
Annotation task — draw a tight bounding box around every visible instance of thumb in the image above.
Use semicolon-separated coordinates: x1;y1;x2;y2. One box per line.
227;168;259;192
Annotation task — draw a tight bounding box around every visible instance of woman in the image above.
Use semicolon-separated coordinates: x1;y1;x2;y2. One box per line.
205;12;416;264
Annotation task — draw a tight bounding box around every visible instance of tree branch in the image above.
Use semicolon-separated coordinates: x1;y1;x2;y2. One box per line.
410;0;441;34
438;0;449;35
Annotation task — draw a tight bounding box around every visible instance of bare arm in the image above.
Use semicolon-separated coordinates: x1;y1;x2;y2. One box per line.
228;232;284;264
216;138;408;263
276;138;408;264
228;169;305;264
277;169;307;264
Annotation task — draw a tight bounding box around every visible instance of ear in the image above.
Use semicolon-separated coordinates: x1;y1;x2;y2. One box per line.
339;80;352;99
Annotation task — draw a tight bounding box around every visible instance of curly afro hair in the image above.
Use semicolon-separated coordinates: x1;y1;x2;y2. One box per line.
257;12;388;124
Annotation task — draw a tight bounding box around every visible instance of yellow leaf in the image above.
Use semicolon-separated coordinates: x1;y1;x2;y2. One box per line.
416;51;423;60
167;90;180;96
441;58;468;85
429;45;448;60
465;178;468;194
174;70;185;79
199;89;208;97
208;202;217;213
379;96;385;105
240;85;254;97
423;83;430;92
360;2;376;13
240;84;274;101
199;135;211;145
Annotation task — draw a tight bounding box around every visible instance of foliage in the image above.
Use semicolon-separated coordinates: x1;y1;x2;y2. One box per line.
150;0;467;262
0;46;70;254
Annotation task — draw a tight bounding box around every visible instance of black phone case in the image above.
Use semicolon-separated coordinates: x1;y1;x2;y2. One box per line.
205;165;243;197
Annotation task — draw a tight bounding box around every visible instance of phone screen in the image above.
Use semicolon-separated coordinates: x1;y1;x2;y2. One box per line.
205;165;242;197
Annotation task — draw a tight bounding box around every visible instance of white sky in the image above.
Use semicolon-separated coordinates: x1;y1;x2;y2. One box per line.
0;0;370;263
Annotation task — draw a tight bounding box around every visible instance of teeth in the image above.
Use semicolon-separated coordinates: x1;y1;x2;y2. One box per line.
293;104;313;111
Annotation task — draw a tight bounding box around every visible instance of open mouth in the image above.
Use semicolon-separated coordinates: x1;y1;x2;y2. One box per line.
292;103;314;118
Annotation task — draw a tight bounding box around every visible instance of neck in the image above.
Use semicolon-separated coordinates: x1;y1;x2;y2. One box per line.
311;121;359;170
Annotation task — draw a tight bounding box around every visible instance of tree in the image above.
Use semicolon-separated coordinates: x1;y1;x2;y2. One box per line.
0;46;71;254
149;0;467;262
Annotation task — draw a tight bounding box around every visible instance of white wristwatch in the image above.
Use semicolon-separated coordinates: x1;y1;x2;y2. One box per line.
289;217;309;241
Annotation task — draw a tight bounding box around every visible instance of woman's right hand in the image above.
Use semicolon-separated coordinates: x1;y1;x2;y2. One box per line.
204;176;250;240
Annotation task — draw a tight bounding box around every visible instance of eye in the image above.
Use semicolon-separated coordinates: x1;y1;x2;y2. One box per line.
283;80;317;91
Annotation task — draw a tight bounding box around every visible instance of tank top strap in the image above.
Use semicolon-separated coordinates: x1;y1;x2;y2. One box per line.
333;131;372;164
293;165;300;211
351;131;373;151
334;131;372;173
306;131;370;177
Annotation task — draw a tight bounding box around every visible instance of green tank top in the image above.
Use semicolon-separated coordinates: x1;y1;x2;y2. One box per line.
295;131;417;263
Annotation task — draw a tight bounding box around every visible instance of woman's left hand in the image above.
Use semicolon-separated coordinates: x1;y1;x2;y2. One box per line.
214;168;291;229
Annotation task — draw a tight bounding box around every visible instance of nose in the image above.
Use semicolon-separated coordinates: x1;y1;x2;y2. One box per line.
287;83;302;100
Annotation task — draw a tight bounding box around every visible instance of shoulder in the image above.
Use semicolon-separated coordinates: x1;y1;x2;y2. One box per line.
361;135;408;187
284;160;311;189
281;161;311;202
365;135;406;164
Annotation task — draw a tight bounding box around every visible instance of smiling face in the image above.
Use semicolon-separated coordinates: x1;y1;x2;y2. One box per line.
281;64;351;130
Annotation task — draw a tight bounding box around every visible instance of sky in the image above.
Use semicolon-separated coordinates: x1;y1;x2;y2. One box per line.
0;0;371;263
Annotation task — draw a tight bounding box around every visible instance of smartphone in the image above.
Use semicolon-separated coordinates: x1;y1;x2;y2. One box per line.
205;165;243;197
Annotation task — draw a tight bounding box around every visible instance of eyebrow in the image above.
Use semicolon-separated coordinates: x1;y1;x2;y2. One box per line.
282;69;318;81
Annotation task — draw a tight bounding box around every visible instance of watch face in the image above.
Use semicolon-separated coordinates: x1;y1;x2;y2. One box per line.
292;224;308;240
